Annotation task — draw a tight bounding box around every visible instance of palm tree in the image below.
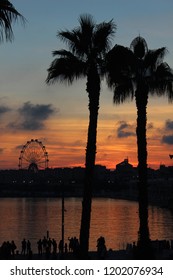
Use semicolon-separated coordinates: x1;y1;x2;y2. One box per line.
106;36;173;259
46;14;116;258
0;0;25;43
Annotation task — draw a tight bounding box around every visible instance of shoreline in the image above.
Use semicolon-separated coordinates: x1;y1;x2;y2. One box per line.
1;247;173;260
1;179;173;211
0;190;172;211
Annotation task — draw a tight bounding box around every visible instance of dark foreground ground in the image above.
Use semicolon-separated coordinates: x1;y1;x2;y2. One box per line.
3;248;173;260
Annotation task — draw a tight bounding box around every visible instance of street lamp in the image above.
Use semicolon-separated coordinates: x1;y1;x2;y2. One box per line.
61;187;65;255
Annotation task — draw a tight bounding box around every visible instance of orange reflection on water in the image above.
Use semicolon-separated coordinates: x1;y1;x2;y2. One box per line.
90;198;139;250
0;198;173;253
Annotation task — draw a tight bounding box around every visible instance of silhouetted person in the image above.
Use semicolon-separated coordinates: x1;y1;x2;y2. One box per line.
52;239;57;254
27;240;31;255
37;239;42;255
58;239;63;254
42;236;47;253
21;238;26;255
11;240;17;257
73;237;80;256
1;241;11;259
48;238;52;253
97;236;107;259
68;237;75;252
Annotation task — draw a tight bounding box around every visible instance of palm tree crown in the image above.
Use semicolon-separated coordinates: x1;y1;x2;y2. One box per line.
0;0;25;42
46;14;116;84
107;36;173;103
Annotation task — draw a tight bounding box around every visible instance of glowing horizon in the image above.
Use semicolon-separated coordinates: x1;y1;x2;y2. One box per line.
1;95;173;171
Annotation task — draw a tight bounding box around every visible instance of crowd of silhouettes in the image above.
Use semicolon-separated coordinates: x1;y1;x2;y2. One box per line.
0;240;17;259
68;236;80;256
35;235;80;258
0;236;54;259
2;235;173;259
0;235;96;259
0;238;34;259
1;235;108;259
37;236;58;258
0;234;82;259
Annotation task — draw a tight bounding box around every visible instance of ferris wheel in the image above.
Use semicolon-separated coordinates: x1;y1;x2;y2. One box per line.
18;139;49;171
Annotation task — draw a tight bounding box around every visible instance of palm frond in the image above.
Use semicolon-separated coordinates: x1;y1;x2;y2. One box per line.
58;14;95;57
58;30;80;52
144;47;167;69
94;20;116;53
52;49;74;57
106;45;134;87
156;62;173;80
113;81;134;104
0;0;25;42
78;14;95;37
149;62;173;100
46;53;86;84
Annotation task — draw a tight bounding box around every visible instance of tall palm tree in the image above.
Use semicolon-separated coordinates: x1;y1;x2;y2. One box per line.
46;14;116;258
106;36;173;259
0;0;25;43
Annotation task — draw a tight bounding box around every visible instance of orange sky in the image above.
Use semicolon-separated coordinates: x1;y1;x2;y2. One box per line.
1;90;173;170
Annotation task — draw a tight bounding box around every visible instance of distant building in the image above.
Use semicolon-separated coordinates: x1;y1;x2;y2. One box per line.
94;165;108;182
115;158;136;181
116;158;133;170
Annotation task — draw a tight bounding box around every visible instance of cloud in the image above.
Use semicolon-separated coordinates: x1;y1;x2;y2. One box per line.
165;119;173;131
7;101;57;131
162;135;173;145
0;148;4;154
15;145;24;150
0;105;10;115
71;140;84;147
147;122;154;130
160;120;173;145
117;121;135;138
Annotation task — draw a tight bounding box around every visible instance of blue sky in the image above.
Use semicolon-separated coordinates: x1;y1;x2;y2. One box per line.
0;0;173;169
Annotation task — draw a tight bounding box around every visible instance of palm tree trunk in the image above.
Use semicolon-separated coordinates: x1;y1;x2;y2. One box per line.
135;88;153;259
79;67;100;259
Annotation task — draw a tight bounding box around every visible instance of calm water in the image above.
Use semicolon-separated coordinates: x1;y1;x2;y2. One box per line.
0;197;173;253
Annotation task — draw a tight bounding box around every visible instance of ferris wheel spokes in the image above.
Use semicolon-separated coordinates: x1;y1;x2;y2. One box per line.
18;139;49;171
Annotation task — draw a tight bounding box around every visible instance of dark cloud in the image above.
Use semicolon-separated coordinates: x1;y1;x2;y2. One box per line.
0;105;10;115
0;148;4;154
8;101;57;131
15;145;24;150
165;119;173;131
160;120;173;145
117;121;135;138
162;135;173;145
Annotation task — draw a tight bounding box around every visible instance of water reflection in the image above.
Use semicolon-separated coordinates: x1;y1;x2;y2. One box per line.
0;197;172;253
149;206;173;240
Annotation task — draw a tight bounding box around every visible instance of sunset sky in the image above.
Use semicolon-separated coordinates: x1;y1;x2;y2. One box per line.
0;0;173;170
